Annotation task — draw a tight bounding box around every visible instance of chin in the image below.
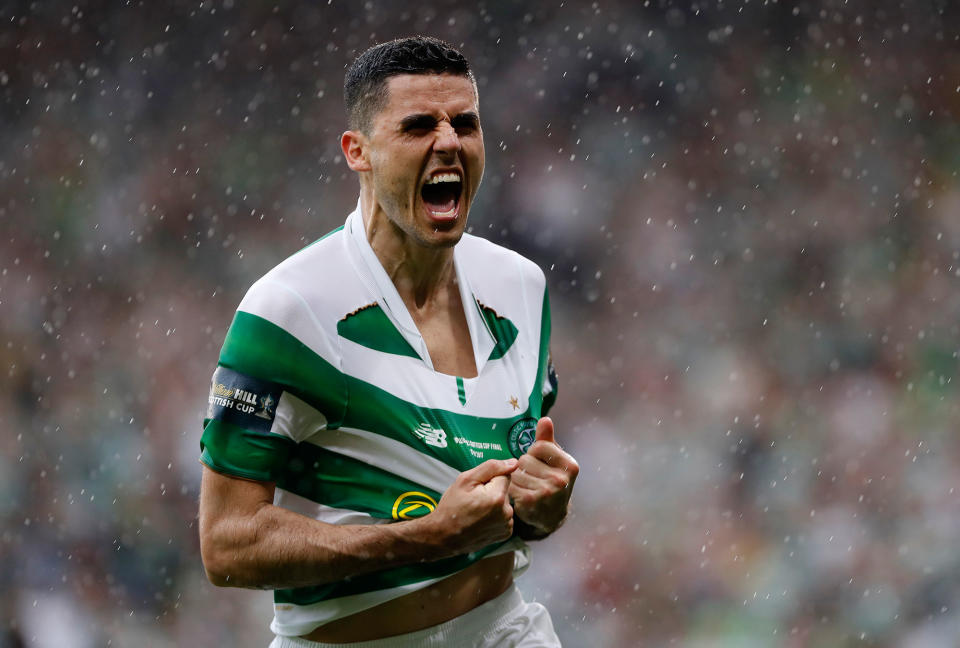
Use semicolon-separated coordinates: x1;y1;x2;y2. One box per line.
417;226;464;249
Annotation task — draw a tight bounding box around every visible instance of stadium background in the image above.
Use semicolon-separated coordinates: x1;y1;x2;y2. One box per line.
2;1;959;646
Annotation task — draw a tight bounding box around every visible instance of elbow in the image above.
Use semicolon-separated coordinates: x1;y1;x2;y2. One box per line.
199;524;255;588
199;536;237;588
205;567;231;588
202;555;234;588
201;546;262;589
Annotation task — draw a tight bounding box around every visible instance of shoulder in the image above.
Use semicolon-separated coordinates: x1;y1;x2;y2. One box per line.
236;225;358;336
457;234;549;334
457;233;546;294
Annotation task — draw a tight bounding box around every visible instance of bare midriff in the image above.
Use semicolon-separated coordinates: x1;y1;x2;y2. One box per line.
300;552;515;643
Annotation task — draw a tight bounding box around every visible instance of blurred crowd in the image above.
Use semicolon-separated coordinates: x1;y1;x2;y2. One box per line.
2;1;959;646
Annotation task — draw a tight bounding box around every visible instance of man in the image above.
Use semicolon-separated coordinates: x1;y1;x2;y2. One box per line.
198;36;578;647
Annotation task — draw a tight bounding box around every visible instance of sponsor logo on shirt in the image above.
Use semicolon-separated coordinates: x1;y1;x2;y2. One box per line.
412;422;448;448
206;367;282;434
391;491;438;520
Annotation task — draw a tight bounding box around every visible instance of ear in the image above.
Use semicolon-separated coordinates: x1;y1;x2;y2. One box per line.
341;130;371;172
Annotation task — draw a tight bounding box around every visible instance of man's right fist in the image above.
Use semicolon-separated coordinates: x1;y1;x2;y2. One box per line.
427;458;519;556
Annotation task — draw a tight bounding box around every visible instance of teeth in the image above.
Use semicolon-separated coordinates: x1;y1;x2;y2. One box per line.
425;173;461;185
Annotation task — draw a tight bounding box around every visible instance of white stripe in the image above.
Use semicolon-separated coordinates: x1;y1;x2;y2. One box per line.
274;488;388;526
271;391;327;443
304;426;460;494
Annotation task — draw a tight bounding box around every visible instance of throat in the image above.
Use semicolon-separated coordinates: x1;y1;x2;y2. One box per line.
405;282;477;378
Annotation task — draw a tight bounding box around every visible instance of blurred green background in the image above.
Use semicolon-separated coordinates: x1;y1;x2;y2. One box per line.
2;1;959;646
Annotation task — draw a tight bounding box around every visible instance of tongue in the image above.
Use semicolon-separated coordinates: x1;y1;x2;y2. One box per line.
422;183;458;213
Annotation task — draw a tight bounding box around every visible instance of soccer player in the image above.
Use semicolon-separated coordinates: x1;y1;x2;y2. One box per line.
197;36;579;647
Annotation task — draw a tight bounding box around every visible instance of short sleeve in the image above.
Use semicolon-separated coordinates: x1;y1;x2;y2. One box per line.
200;367;295;482
200;286;348;482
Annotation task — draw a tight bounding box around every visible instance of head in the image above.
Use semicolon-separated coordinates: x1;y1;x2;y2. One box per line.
341;37;484;249
344;36;475;135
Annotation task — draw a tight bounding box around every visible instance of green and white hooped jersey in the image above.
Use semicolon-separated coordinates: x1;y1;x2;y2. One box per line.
200;205;558;637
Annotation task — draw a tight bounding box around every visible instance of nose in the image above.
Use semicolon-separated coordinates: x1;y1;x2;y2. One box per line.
433;121;461;157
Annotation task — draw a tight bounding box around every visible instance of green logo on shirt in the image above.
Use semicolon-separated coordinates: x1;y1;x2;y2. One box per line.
508;417;537;458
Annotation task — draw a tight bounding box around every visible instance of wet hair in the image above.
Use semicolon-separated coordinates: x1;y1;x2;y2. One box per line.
344;36;474;133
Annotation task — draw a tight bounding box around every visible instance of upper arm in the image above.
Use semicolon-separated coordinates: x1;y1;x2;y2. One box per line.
199;463;276;527
198;464;276;580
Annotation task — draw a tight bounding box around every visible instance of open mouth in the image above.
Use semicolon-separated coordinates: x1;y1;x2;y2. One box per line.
420;172;462;222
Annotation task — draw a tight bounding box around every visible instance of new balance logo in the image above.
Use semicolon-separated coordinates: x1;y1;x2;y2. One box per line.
413;422;448;448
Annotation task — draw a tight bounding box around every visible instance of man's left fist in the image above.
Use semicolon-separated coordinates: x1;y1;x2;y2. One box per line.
508;417;579;538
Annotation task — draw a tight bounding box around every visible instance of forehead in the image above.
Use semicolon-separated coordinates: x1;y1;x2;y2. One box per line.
378;73;479;122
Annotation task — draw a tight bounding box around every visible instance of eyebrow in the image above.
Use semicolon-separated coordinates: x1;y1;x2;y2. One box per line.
399;111;480;130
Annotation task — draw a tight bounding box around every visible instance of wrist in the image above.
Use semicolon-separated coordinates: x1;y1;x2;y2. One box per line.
400;514;457;560
513;515;554;540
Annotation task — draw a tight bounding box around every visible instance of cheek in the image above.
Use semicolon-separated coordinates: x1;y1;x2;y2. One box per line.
370;155;409;191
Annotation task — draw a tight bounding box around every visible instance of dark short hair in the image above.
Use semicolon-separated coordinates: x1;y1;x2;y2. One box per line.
344;36;474;133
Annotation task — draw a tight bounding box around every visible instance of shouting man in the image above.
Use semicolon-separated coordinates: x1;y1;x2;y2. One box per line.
198;36;578;647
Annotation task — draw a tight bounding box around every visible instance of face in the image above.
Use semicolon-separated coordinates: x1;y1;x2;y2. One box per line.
353;73;485;248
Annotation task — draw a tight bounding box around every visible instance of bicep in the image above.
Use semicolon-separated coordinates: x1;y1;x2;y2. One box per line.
200;464;275;523
198;464;276;555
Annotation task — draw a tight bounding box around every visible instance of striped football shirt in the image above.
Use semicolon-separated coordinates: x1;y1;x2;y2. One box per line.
200;203;557;636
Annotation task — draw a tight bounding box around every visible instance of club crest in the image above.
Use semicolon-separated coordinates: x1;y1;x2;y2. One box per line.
507;417;537;458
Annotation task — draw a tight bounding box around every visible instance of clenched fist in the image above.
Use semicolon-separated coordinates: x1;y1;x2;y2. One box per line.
508;417;579;539
428;458;519;556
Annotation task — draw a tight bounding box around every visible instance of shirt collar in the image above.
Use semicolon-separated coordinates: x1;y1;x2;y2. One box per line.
346;201;495;375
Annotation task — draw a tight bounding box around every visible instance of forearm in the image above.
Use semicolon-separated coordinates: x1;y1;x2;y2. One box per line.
202;503;442;590
198;458;520;590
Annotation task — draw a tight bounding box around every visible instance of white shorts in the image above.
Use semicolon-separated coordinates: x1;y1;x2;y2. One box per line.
268;586;560;648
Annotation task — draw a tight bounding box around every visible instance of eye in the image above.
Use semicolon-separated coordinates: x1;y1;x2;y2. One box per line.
401;116;437;135
452;115;480;134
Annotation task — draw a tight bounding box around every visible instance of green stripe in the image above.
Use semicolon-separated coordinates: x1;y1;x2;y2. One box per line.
337;304;420;359
342;375;520;472
200;419;295;482
478;302;519;361
219;311;348;428
277;443;441;518
456;376;466;405
530;284;553;418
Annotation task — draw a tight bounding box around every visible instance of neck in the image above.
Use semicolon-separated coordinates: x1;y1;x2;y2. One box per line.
360;188;457;309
